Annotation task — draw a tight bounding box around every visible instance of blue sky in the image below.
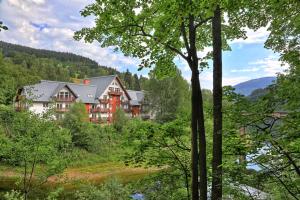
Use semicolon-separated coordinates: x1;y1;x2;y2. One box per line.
0;0;288;89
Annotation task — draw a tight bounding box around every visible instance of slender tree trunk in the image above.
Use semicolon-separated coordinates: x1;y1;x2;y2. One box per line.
190;65;208;200
197;82;207;200
211;5;223;200
188;10;208;198
191;68;199;200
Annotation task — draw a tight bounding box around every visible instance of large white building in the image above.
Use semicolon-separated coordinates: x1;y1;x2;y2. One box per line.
15;75;148;123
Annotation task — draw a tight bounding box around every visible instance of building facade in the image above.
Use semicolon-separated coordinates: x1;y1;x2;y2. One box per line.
15;75;148;123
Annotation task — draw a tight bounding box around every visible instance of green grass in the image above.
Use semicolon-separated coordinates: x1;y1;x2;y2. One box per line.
0;160;159;199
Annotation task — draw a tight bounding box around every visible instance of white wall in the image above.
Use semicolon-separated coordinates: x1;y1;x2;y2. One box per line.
28;103;49;115
99;78;129;101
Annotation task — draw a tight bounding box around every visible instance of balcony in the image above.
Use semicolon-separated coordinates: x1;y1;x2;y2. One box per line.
54;97;75;102
56;108;69;112
90;118;100;123
90;107;109;113
121;101;129;105
108;91;122;96
99;99;109;104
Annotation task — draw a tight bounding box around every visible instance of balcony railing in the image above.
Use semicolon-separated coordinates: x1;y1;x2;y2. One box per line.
99;99;109;104
90;118;100;123
121;101;129;105
56;108;69;112
90;107;109;113
108;91;122;96
54;97;75;102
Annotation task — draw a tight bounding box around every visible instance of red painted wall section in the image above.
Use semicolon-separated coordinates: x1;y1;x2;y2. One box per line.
131;106;140;117
83;79;90;85
85;103;90;114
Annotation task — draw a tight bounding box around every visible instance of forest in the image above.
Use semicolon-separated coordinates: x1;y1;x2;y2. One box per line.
0;0;299;200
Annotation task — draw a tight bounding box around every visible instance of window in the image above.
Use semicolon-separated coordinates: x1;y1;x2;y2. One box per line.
103;95;107;99
92;113;97;119
65;92;70;98
115;88;120;92
58;91;71;99
103;104;107;108
43;103;48;108
65;104;71;109
109;87;113;91
56;103;63;109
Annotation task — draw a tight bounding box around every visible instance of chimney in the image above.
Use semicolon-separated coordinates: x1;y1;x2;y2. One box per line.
83;79;90;85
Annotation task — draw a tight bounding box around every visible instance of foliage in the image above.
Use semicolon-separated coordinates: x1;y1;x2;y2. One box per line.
122;117;192;199
132;172;189;200
75;178;130;200
0;21;8;32
223;65;300;199
3;190;24;200
62;102;94;150
0;53;40;105
62;102;120;154
112;108;129;132
144;70;190;123
0;105;71;199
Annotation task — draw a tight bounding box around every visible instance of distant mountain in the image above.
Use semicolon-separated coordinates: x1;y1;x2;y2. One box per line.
234;77;276;96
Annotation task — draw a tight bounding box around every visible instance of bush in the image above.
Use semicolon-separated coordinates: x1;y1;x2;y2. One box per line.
75;178;130;200
112;108;128;132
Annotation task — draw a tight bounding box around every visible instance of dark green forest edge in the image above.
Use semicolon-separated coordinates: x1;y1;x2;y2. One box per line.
0;0;300;199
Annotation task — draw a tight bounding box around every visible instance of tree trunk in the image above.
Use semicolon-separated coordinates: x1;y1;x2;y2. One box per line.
196;72;208;200
211;5;223;200
188;11;208;199
191;68;200;200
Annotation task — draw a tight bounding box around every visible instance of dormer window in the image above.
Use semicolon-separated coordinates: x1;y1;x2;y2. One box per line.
58;91;70;99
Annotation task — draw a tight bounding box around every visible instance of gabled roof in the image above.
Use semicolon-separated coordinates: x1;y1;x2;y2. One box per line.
88;75;131;100
88;75;116;98
21;75;132;104
51;83;78;98
22;80;97;103
127;90;144;106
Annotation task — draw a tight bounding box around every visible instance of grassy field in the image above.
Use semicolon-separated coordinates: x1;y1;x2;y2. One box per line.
0;161;158;199
0;152;159;199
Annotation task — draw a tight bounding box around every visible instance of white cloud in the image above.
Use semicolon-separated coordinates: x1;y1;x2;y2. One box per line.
231;27;269;45
231;67;260;73
0;0;142;74
222;76;252;87
249;55;289;76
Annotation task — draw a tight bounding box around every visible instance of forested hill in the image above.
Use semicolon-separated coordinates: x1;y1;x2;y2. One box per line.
0;41;147;105
0;40;115;71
